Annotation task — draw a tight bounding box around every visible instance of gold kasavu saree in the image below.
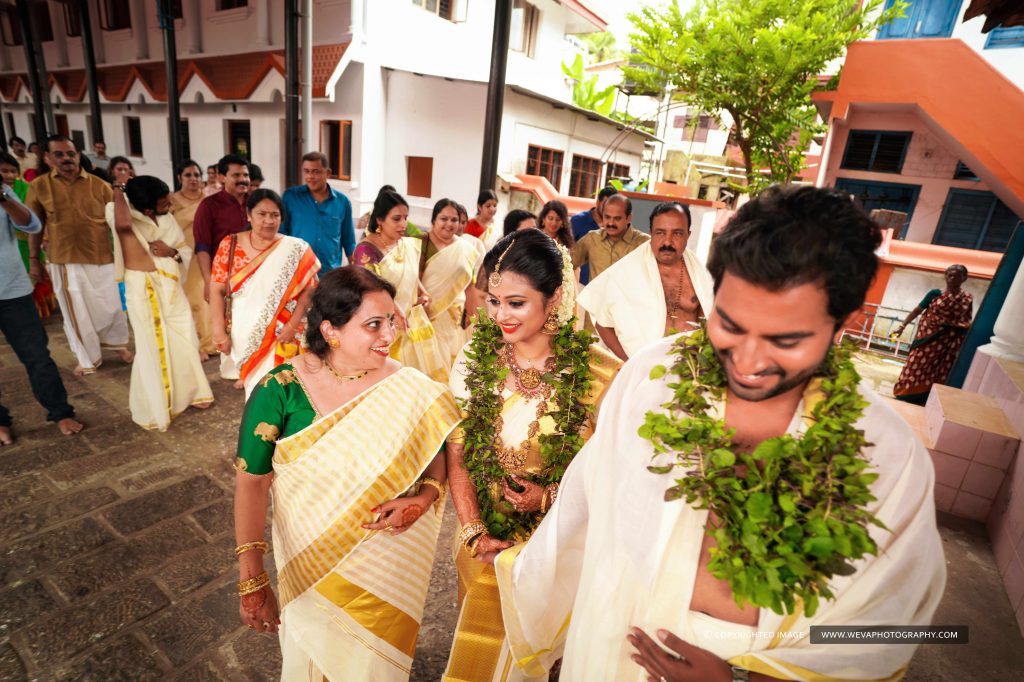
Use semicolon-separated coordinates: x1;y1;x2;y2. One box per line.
271;367;462;681
422;235;485;367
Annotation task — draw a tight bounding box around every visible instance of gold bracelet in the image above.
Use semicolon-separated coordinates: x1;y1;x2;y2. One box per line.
545;483;559;511
237;571;270;596
457;520;487;554
417;477;446;509
467;533;484;558
234;541;269;557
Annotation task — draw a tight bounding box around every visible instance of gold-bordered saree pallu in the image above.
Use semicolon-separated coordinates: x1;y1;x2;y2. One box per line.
228;235;319;397
423;236;484;367
271;367;462;681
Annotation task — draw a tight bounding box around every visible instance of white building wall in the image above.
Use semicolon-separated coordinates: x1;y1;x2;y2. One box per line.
879;267;988;316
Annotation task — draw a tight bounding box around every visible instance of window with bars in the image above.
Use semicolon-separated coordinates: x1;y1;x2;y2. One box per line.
62;2;82;37
569;154;602;198
227;120;251;159
411;0;454;21
606;162;630;182
526;145;564;191
673;114;717;143
984;25;1024;49
953;161;978;181
217;0;248;11
934;189;1021;252
100;0;132;31
0;9;20;46
320;120;353;180
125;117;143;156
840;130;911;173
510;0;539;57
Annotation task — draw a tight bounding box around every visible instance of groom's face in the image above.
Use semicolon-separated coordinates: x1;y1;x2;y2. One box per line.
707;272;836;403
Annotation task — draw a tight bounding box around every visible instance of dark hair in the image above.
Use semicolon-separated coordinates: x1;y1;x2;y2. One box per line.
538;200;573;248
650;201;691;230
177;158;202;176
604;193;632;216
217;154;249;176
207;164;217;172
0;151;19;170
950;264;968;278
369;190;408;234
482;228;563;300
597;186;618;202
455;202;468;221
249;163;264;182
708;185;882;323
247;188;283;213
45;134;76;153
305;266;397;358
109;155;134;171
8;136;25;146
125;176;171;214
503;209;536;236
431;198;459;224
476;189;498;210
377;184;396;196
79;154;95;173
302;151;330;168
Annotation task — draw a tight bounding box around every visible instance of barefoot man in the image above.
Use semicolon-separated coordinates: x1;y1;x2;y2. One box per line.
0;178;83;443
26;135;133;375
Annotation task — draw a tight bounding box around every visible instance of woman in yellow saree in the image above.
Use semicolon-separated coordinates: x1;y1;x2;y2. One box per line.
169;159;216;358
420;199;486;366
443;230;621;681
209;190;320;399
233;266;462;680
352;189;449;382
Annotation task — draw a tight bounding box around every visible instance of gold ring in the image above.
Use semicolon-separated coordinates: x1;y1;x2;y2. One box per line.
263;622;271;628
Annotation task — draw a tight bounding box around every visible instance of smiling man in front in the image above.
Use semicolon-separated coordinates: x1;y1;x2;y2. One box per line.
489;185;946;681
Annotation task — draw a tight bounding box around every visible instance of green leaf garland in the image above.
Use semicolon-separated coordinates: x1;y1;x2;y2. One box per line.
638;324;886;617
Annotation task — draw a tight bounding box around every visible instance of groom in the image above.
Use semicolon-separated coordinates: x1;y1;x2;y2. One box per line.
491;185;945;681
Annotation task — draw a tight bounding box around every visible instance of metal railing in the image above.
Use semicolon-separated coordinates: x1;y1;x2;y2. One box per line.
839;303;919;359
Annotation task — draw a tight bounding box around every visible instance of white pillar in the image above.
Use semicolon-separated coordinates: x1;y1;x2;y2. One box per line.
978;260;1024;362
358;62;386;211
131;0;149;60
50;2;69;67
89;0;105;64
301;0;313;153
187;0;202;54
256;0;271;47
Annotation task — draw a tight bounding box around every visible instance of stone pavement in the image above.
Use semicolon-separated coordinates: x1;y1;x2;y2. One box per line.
1;317;1022;680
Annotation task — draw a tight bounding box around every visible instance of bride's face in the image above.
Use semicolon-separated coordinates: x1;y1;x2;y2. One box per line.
485;271;560;345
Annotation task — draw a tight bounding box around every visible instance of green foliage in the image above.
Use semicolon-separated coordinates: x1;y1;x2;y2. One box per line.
638;324;886;616
624;0;906;191
562;54;618;118
458;311;595;540
580;31;621;63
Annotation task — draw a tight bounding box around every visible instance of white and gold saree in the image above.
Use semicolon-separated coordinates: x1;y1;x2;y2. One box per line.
422;235;485;366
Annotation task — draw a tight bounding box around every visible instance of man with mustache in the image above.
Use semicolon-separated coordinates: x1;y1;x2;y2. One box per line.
26;135;132;375
578;201;714;360
192;154;250;382
570;193;649;283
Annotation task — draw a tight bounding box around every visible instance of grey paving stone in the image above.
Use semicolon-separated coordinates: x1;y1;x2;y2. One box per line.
143;603;224;667
0;642;27;682
23;578;169;666
54;634;163;682
159;536;237;597
0;486;120;544
0;580;59;636
171;657;233;682
223;631;281;682
119;465;192;494
191;500;234;538
102;476;225;535
0;438;95;478
0;474;53;513
44;445;166;491
49;519;205;603
0;517;116;586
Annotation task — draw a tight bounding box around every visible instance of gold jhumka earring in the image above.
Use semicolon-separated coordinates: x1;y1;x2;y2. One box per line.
541;312;560;335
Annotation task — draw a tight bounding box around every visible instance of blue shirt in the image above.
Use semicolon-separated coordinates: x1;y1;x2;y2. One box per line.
281;184;354;271
570;209;601;285
0;187;42;301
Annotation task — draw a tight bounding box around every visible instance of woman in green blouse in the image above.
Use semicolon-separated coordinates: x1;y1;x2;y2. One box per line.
232;265;462;680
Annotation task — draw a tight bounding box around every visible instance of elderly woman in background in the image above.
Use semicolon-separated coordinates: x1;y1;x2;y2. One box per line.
209;189;320;398
420;198;486;365
352;189;449;381
169;159;215;358
232;266;461;680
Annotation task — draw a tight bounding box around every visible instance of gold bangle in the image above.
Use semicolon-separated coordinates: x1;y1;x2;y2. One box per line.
544;483;559;512
467;533;484;558
235;541;269;557
237;571;270;596
457;520;487;554
418;477;446;509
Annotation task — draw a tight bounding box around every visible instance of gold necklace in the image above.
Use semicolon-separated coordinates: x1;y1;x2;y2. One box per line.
325;360;368;382
502;344;554;397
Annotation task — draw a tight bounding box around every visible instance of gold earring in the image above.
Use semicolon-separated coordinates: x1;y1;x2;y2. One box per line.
542;311;560;335
327;337;340;349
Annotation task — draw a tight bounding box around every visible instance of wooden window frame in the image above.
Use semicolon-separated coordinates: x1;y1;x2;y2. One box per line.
216;0;248;11
606;162;629;182
411;0;454;21
526;144;564;191
406;156;434;198
99;0;132;31
568;153;602;198
840;130;912;174
62;2;82;37
510;0;539;57
319;120;353;180
226;119;252;159
125;116;143;157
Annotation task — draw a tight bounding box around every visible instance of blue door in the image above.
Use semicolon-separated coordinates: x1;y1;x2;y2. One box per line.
877;0;960;40
834;178;921;237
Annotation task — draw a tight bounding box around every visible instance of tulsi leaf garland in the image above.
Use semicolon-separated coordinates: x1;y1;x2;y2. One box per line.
638;325;886;617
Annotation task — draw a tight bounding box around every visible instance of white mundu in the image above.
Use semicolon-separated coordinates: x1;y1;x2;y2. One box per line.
495;334;946;681
577;242;714;358
106;204;213;430
48;264;129;371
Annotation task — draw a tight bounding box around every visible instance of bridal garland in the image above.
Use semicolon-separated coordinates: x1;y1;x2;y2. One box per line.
639;325;885;617
460;311;593;541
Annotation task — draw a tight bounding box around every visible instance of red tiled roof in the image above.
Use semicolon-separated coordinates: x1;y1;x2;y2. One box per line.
2;43;348;103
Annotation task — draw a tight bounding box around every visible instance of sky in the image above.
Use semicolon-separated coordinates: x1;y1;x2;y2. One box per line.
588;0;698;46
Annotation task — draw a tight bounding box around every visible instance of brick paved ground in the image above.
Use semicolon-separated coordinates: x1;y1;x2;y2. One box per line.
2;317;1023;680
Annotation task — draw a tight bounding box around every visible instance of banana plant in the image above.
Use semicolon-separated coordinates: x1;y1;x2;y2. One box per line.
561;54;618;118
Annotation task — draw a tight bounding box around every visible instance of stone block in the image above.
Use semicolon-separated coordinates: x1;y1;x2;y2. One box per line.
50;519;204;603
119;465;191;494
0;438;95;478
143;603;223;667
159;536;236;597
102;476;225;535
23;579;169;665
1006;554;1024;614
54;634;163;681
192;500;233;538
45;445;165;491
933;421;983;460
934;483;957;513
962;462;1007;500
0;643;27;682
225;630;282;682
975;431;1019;472
0;474;53;513
0;517;115;586
173;658;233;682
0;486;120;544
951;490;993;522
0;580;59;636
929;449;969;488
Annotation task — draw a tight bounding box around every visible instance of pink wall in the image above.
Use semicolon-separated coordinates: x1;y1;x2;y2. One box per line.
823;110;996;243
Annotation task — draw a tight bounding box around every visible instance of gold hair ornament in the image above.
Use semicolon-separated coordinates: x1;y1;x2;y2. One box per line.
488;238;517;288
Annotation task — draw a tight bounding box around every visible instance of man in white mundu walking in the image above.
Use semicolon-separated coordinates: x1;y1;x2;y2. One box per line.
26;136;131;375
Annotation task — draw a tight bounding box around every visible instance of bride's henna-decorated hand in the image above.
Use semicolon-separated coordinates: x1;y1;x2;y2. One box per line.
502;475;545;513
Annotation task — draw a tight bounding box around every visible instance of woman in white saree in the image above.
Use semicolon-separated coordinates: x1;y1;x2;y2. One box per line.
232;266;461;681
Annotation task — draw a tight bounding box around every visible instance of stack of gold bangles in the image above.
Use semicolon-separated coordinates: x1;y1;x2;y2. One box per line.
540;483;560;514
235;541;269;557
458;520;488;557
418;476;447;510
238;571;270;597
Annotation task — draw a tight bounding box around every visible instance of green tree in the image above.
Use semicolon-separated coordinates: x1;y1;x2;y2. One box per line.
562;54;618;118
624;0;904;191
580;31;620;63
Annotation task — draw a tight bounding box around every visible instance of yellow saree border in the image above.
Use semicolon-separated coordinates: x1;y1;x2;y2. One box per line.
314;571;421;658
